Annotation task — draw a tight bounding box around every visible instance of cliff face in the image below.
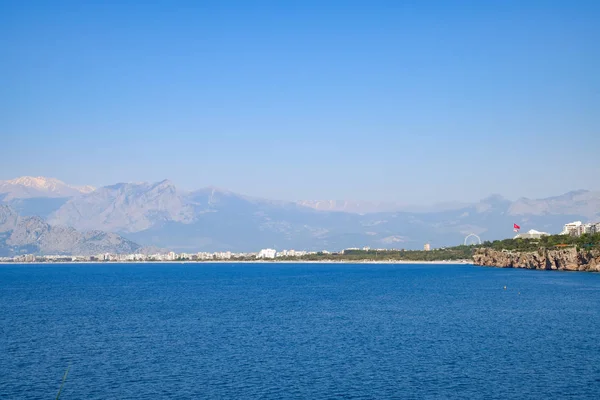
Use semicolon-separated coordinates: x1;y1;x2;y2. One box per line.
473;247;600;272
0;205;141;256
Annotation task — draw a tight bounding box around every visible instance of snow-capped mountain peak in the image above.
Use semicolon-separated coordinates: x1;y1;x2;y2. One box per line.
0;176;95;199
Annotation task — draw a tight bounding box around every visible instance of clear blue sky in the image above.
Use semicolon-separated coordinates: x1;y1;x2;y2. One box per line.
1;0;598;203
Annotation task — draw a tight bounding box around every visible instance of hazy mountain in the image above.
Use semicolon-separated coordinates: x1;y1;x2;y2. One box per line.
296;200;407;214
0;176;96;218
0;205;140;256
296;200;470;214
508;190;600;219
124;191;589;252
42;179;600;252
299;192;600;216
127;188;362;252
3;176;598;252
0;176;94;200
48;180;194;232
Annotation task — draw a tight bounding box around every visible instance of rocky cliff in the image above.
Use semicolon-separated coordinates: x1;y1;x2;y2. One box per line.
0;205;141;256
473;247;600;272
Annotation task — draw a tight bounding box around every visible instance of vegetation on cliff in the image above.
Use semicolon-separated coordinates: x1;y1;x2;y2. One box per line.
473;247;600;271
480;233;600;252
472;233;600;271
280;247;473;262
280;233;599;263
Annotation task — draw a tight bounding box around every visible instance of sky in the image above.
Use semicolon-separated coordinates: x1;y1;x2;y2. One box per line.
1;0;599;204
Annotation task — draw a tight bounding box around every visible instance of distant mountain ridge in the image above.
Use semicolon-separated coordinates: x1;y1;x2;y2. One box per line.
0;176;94;200
0;205;140;257
296;200;473;214
1;176;599;252
48;179;194;232
508;190;600;218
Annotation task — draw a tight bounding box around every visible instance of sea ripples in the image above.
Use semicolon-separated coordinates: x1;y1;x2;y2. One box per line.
1;263;600;399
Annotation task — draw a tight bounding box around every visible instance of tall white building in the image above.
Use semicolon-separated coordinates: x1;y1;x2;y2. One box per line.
560;221;599;237
561;221;582;236
257;249;277;259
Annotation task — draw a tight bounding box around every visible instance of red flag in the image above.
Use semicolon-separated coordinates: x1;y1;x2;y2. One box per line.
513;223;520;232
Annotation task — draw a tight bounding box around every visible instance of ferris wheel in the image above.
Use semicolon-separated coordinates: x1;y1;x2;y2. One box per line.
464;233;482;246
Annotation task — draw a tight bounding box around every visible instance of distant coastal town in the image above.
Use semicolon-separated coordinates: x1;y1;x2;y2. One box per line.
0;247;447;263
2;245;479;264
2;220;599;264
1;248;305;263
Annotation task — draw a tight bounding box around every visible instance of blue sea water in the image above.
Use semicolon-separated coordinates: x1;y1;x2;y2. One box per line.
1;263;600;399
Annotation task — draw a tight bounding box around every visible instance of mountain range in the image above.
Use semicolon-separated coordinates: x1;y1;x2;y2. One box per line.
296;200;472;214
0;205;139;257
1;176;599;255
0;176;94;200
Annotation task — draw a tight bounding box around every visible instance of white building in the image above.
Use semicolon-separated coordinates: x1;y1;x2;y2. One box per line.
277;249;294;257
514;229;550;239
196;252;213;260
214;252;232;260
257;249;277;259
561;221;582;236
278;249;304;257
582;223;596;235
561;221;599;237
423;243;431;251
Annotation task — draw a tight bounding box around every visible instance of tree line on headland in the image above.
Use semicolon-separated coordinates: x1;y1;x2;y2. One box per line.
286;247;474;262
279;233;600;262
480;233;600;252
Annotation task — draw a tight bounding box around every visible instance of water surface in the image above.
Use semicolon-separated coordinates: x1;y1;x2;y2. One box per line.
1;263;599;399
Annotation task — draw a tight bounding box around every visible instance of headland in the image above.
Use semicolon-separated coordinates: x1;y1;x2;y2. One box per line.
473;233;600;272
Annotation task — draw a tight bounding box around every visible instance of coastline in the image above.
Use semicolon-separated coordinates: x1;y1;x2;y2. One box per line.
473;247;600;272
0;259;474;265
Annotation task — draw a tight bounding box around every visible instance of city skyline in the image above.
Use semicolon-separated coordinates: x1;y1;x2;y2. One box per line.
2;1;599;203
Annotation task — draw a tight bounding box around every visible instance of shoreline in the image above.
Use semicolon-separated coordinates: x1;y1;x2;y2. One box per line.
473;247;600;272
0;259;474;265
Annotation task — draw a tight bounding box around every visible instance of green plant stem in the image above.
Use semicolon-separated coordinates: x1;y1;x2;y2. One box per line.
55;365;70;400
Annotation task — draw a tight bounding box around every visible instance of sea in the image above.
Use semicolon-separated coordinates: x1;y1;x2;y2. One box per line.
1;262;600;399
